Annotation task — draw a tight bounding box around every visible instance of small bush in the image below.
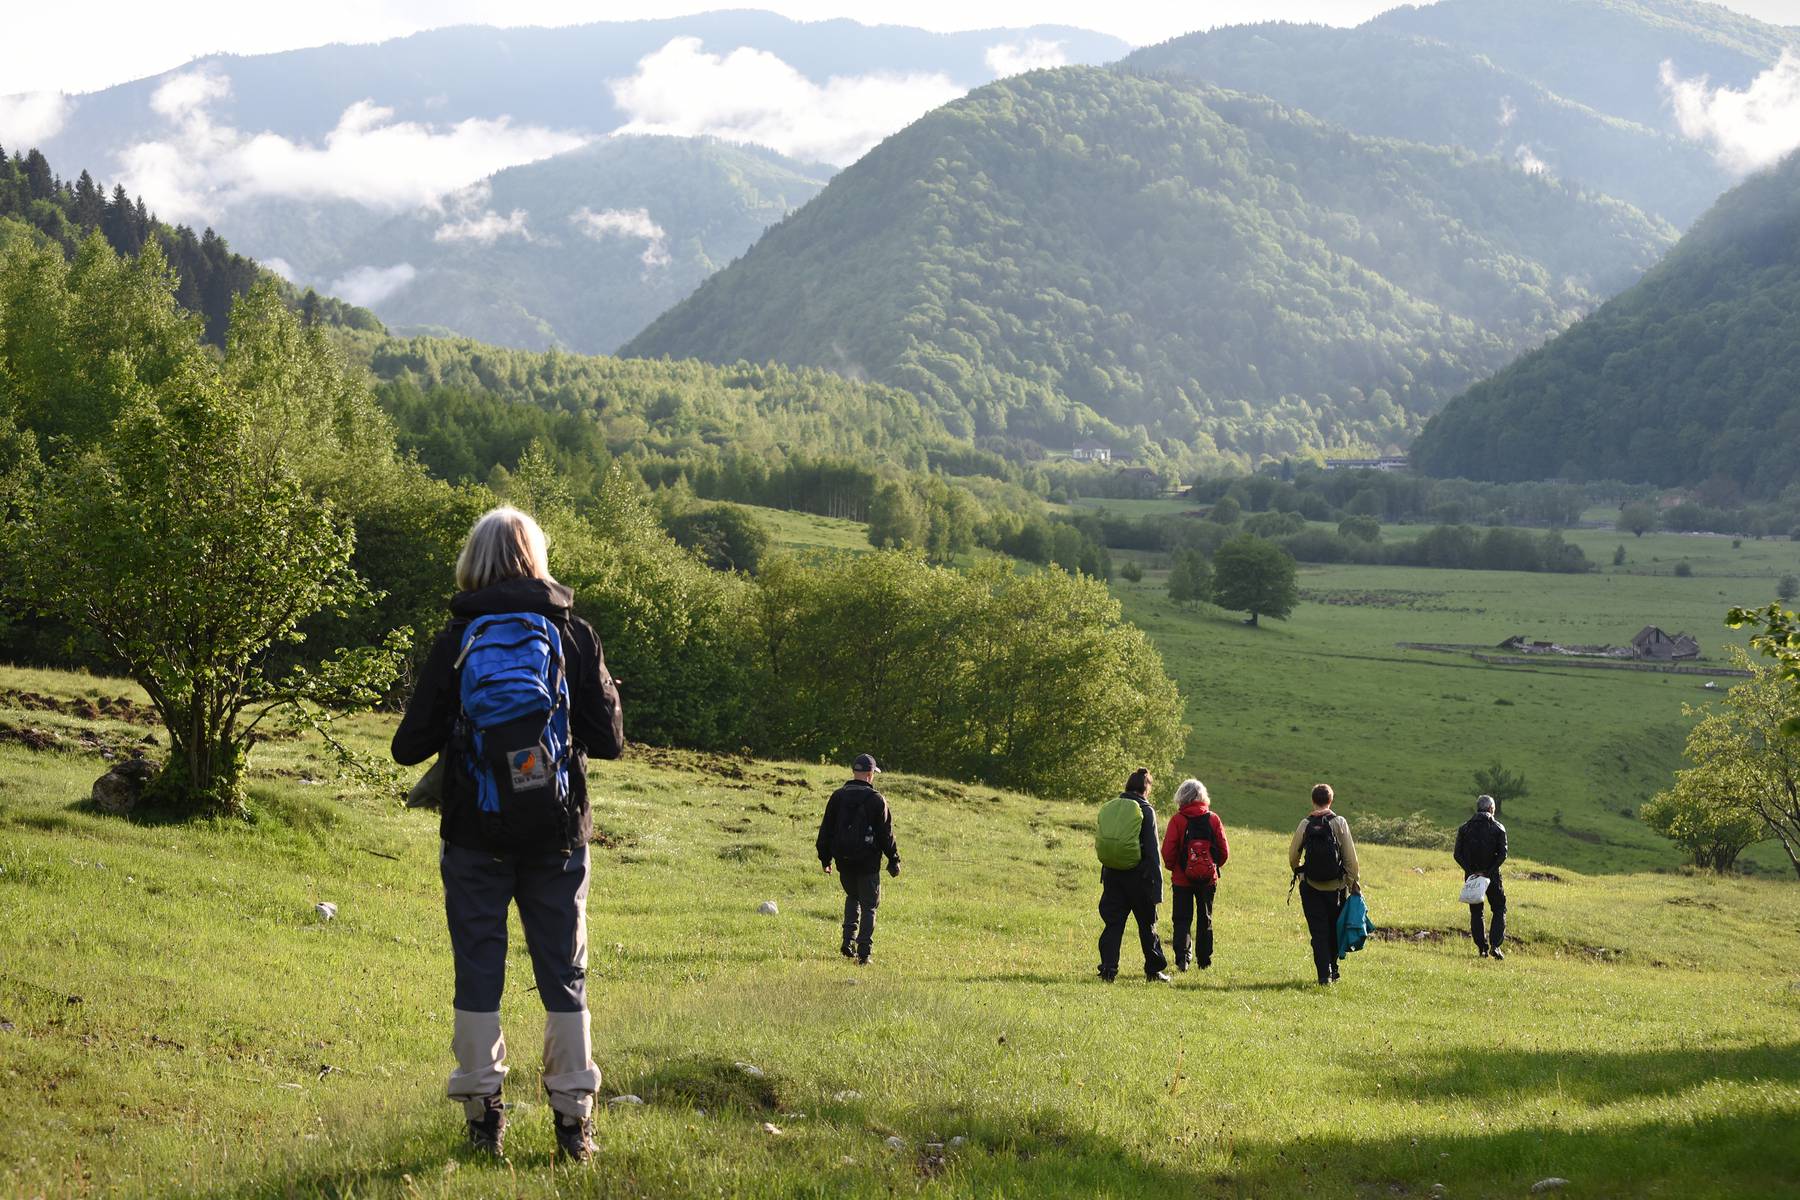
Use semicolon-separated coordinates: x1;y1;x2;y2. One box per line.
1357;810;1454;851
1674;561;1693;577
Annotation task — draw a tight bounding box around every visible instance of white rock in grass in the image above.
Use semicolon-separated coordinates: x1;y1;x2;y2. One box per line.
885;1136;906;1151
762;1122;783;1136
1531;1181;1569;1194
949;1136;966;1149
757;900;779;916
735;1061;765;1078
314;902;337;921
608;1094;644;1106
832;1089;862;1102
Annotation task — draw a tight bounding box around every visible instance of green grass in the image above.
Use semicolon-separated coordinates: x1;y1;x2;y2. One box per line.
1072;497;1199;518
1111;529;1800;875
727;503;871;557
1;667;1797;1198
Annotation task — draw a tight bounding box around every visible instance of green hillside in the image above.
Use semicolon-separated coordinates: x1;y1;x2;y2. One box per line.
624;67;1674;466
1412;148;1800;492
1127;22;1730;226
1371;0;1800;130
254;137;832;355
1;663;1796;1198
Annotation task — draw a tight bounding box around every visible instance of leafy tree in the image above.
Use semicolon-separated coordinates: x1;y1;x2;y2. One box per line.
1338;514;1381;542
1472;761;1530;820
1641;771;1764;871
1166;549;1212;607
867;481;925;550
1618;502;1656;537
1613;544;1627;566
1778;575;1799;603
1209;495;1241;525
667;504;772;574
1211;535;1298;626
1118;560;1143;584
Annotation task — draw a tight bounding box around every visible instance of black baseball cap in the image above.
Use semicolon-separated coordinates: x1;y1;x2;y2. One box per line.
853;753;881;773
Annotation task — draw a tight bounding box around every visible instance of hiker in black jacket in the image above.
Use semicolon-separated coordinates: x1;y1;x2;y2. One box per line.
1454;794;1509;960
1097;768;1170;983
392;506;623;1164
816;754;900;965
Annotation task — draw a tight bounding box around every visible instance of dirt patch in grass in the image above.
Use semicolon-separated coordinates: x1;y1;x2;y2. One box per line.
0;721;149;760
1374;927;1451;944
0;689;158;726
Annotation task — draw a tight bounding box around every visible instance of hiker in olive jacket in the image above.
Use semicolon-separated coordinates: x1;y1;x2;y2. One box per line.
1454;794;1509;959
816;754;900;965
1097;768;1170;982
1288;783;1360;986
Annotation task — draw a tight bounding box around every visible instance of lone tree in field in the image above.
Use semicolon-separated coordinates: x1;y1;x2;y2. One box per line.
1618;502;1656;537
1472;761;1529;818
1642;770;1764;872
1166;549;1211;607
1118;560;1143;585
6;241;401;816
1211;535;1297;626
1779;575;1799;604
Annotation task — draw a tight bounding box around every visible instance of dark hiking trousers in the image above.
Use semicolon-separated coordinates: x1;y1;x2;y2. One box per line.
440;842;599;1118
1172;884;1216;968
1098;875;1167;979
839;867;881;957
1469;871;1507;952
1299;884;1345;984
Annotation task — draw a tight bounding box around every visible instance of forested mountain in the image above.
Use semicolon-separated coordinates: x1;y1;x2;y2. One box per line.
1411;148;1800;494
623;68;1674;465
1371;0;1798;130
248;137;832;353
0;146;377;343
1126;22;1733;227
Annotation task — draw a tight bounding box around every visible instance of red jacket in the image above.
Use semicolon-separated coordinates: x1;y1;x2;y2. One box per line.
1161;800;1229;887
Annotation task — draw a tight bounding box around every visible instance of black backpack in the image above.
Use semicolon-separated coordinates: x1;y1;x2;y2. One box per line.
831;789;883;863
1300;812;1344;883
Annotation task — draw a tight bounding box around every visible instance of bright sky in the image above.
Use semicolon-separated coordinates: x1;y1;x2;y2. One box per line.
14;0;1791;96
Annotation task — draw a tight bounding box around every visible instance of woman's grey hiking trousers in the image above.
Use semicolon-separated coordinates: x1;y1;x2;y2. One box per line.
440;841;601;1120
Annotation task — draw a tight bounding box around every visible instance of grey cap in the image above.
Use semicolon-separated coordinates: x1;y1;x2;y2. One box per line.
853;753;881;773
1476;794;1496;813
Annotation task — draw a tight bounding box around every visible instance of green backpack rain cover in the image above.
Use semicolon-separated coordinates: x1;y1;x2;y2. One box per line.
1095;795;1144;869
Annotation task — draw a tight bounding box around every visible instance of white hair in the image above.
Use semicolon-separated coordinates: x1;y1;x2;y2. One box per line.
1174;778;1208;807
455;506;552;593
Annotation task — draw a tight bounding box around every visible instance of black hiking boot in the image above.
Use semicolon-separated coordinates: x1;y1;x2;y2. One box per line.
855;952;871;966
1097;967;1117;983
1147;970;1172;983
1174;958;1189;973
465;1094;505;1159
554;1112;595;1164
1490;948;1505;961
840;940;856;959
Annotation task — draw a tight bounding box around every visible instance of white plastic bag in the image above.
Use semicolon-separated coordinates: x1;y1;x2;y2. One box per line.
1458;874;1490;904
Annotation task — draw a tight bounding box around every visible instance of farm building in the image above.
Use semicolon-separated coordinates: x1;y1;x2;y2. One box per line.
1632;626;1700;660
1071;441;1112;462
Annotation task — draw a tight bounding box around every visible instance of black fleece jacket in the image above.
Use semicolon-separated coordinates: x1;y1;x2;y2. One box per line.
816;779;900;873
1454;813;1508;877
392;577;624;852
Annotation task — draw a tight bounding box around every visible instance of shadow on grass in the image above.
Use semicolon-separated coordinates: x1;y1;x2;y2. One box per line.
1370;1041;1800;1106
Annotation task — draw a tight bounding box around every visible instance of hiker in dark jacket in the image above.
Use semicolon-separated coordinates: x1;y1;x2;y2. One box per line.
1454;794;1509;960
816;753;900;965
1160;779;1229;971
1288;783;1360;986
392;506;624;1164
1098;768;1171;983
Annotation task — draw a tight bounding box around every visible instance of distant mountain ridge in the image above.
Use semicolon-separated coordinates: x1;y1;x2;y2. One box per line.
232;137;834;354
1411;148;1800;494
622;66;1675;465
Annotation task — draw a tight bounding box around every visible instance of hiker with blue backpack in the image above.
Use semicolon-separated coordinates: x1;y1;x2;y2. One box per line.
816;754;901;965
1093;768;1171;983
1288;783;1361;986
392;506;624;1164
1159;779;1229;971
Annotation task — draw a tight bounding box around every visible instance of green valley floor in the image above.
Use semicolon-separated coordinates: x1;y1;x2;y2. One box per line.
0;665;1796;1198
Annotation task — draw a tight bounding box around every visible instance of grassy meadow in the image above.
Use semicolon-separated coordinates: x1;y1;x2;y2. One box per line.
1;664;1797;1199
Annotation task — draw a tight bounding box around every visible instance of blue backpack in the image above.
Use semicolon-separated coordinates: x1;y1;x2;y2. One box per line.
454;612;574;849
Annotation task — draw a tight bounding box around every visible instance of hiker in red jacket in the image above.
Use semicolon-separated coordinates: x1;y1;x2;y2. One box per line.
1160;779;1229;971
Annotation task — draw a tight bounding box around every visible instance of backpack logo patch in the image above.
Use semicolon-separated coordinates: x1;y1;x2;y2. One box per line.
508;745;551;791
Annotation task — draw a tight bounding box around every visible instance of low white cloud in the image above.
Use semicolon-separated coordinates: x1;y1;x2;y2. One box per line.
1662;52;1800;175
435;207;531;243
985;39;1068;78
1497;95;1517;129
330;263;417;306
120;68;587;223
0;91;73;146
261;256;296;280
571;206;669;270
609;36;962;166
1513;144;1549;176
